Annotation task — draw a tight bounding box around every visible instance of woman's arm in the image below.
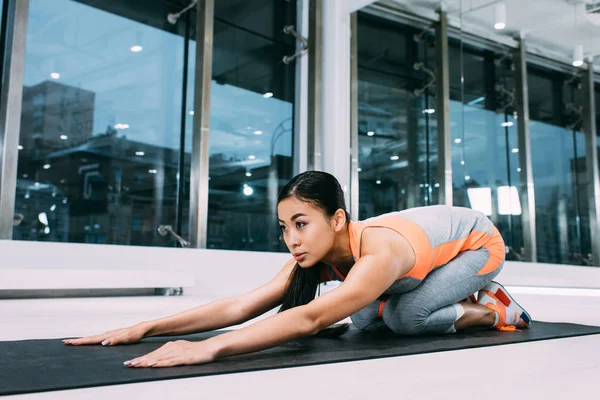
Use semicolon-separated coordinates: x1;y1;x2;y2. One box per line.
123;229;412;366
146;258;297;337
67;259;296;347
207;228;411;360
143;297;247;337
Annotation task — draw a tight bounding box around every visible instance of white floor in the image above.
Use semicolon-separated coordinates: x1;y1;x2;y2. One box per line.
2;290;600;400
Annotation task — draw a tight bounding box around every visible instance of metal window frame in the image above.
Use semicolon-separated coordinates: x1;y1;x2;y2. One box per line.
188;0;214;249
307;0;322;171
293;0;309;176
435;9;452;206
513;36;537;262
350;11;359;220
0;0;29;240
583;62;600;266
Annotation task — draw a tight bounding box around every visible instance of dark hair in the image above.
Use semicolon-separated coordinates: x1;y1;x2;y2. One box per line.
276;171;351;338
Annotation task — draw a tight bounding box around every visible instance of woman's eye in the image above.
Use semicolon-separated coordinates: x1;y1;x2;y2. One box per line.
296;222;305;229
279;225;287;231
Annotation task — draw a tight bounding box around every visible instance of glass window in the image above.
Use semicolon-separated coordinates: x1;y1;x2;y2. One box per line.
206;1;297;252
13;0;193;247
528;66;591;265
449;39;523;260
356;13;439;220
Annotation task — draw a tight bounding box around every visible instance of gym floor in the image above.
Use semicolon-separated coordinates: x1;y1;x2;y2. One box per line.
2;288;600;399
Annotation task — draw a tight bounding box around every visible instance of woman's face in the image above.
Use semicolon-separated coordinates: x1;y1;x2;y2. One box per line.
277;197;335;268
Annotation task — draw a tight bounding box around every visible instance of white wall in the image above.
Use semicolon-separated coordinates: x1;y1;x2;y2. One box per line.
2;239;600;303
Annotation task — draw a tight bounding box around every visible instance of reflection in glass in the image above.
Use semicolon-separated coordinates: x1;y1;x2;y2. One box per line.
449;39;523;259
206;3;296;252
356;13;439;220
13;0;192;246
528;67;591;265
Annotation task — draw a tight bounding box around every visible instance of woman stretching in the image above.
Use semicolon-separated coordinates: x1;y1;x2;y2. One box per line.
64;171;531;368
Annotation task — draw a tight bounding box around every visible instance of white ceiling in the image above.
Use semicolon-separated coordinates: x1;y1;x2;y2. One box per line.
386;0;600;68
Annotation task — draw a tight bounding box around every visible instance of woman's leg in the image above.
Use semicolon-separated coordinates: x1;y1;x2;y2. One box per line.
382;247;503;335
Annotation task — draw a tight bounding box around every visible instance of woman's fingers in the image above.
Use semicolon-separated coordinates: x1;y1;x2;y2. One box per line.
124;342;176;367
63;334;109;346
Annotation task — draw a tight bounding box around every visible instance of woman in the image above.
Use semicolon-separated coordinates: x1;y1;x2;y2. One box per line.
64;171;531;368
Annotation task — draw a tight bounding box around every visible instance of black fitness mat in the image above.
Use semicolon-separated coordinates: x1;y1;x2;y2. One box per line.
2;321;600;396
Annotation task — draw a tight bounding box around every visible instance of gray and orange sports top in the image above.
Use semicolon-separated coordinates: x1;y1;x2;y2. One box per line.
321;205;505;294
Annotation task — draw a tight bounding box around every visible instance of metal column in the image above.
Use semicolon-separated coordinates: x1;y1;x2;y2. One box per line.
0;0;29;240
582;62;600;266
513;36;537;262
188;0;214;248
435;8;452;206
349;11;359;220
307;0;322;171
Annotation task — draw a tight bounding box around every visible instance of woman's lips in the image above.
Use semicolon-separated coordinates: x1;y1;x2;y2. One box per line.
294;253;306;261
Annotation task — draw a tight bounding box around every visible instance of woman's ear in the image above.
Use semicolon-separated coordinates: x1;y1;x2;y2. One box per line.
332;208;347;232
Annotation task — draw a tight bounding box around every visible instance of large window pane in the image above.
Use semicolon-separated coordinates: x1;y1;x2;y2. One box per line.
449;40;523;260
528;67;591;265
356;13;439;220
13;0;192;247
206;1;296;252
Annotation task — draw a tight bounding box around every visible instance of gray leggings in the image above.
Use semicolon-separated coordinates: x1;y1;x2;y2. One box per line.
350;247;503;335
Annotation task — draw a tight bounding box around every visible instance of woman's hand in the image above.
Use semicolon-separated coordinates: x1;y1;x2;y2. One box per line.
62;322;151;346
123;340;217;368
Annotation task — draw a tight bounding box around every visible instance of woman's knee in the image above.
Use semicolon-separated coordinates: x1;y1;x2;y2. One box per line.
350;301;381;331
383;304;428;335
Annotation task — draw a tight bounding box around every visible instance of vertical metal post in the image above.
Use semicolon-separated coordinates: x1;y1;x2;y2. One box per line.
435;8;452;206
582;62;600;266
307;0;322;171
189;0;214;248
0;0;29;240
349;11;359;220
175;12;191;240
513;35;537;262
293;0;309;176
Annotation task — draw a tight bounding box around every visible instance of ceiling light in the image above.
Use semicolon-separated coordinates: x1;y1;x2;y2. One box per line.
245;172;252;177
263;92;273;98
454;138;462;144
18;145;23;150
512;148;519;153
367;131;375;136
149;169;157;174
130;45;143;52
243;185;254;196
253;130;263;135
43;164;51;170
465;175;471;181
136;151;145;156
50;72;60;79
38;212;49;226
390;155;399;161
376;180;381;185
501;121;514;127
573;44;584;67
423;109;436;114
494;4;506;30
188;111;194;115
60;135;68;140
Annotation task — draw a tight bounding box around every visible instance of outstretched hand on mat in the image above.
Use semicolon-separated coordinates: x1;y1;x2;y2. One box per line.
62;323;150;346
123;340;217;368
